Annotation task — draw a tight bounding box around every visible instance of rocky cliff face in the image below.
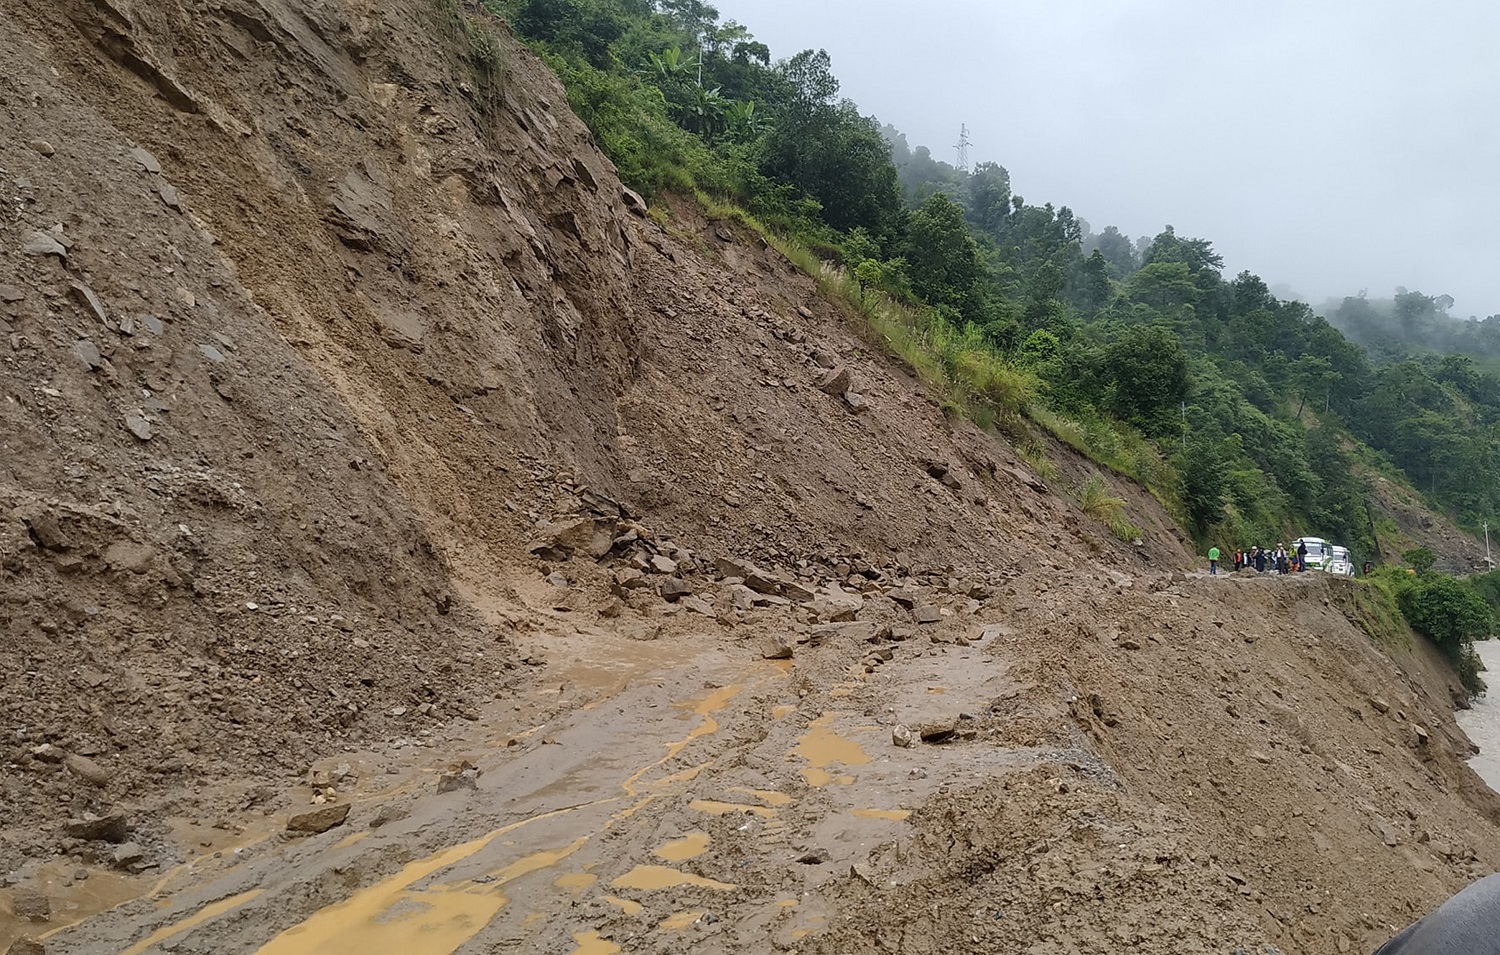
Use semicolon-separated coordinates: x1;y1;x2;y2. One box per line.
3;3;1498;954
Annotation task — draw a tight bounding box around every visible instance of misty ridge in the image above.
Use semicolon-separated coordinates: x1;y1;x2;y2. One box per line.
885;123;1498;368
1322;291;1500;367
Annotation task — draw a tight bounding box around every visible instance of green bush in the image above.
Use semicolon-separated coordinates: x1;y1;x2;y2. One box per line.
1401;546;1437;574
1107;514;1143;543
1397;575;1492;652
1396;574;1491;696
1074;475;1141;542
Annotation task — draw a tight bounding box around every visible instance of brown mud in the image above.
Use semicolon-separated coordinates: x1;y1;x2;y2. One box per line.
1;2;1497;954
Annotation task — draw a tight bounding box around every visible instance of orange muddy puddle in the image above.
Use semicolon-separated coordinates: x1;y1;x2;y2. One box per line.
622;685;741;797
603;896;643;916
10;863;139;948
688;799;777;818
255;807;598;955
115;889;265;955
792;714;871;786
570;929;621;954
333;831;370;851
729;787;791;807
610;866;736;892
852;809;911;821
553;872;598;894
653;832;711;863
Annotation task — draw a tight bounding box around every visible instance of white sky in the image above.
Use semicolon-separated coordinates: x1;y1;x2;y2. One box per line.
713;0;1500;317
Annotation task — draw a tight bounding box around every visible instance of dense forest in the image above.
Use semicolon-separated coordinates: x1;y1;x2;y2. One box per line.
465;0;1500;562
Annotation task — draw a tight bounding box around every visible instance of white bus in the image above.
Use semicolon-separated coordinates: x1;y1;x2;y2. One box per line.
1292;537;1333;571
1327;545;1355;577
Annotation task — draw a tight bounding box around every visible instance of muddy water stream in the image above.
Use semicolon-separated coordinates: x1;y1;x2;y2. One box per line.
1457;639;1500;789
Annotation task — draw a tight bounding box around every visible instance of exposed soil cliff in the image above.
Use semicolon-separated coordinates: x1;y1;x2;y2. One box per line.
1;2;1496;954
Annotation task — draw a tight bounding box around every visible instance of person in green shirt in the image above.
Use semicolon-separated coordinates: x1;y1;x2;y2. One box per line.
1208;546;1220;575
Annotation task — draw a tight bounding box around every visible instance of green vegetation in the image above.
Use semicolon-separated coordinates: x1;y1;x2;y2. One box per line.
1338;574;1410;649
481;0;1497;560
436;0;509;115
1075;475;1143;543
1397;574;1491;696
1356;566;1492;697
1401;546;1438;574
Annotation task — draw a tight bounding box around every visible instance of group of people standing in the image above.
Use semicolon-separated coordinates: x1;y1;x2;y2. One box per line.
1207;541;1309;575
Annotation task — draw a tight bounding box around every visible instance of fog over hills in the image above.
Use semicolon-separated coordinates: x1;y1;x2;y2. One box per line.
717;0;1500;318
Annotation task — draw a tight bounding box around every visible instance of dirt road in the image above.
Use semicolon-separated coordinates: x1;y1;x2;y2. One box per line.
42;587;1050;954
5;1;1500;951
25;569;1492;955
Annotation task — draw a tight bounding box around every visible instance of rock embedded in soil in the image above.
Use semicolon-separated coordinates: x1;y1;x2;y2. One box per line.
807;586;863;622
727;584;756;611
437;761;481;794
816;367;851;397
68;283;109;326
918;720;957;744
156;180;181;209
64;753;113;787
369;803;410;829
127;146;161;174
63;812;131;843
892;724;914;748
123;414;154;441
528;517;594;560
22;231;66;258
109;843;145;869
286;803;351;834
71;339;104;371
759;635;793;660
660;578;692;602
913;605;943;625
887;589;921;609
11;887;49;922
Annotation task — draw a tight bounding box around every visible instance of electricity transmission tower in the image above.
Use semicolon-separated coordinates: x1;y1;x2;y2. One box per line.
954;124;972;173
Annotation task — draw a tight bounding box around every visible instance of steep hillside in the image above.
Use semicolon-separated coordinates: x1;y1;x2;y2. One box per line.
0;0;510;840
2;3;1498;955
0;0;1177;859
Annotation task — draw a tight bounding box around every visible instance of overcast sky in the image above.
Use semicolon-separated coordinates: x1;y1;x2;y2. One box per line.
714;0;1500;317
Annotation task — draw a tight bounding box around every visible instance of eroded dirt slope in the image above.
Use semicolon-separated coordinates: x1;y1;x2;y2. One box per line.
3;2;1499;954
2;0;1177;831
0;4;508;845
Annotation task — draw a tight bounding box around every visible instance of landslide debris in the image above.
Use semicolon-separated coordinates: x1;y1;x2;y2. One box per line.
2;3;1498;955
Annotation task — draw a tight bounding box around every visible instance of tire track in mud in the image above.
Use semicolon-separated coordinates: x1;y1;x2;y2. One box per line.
54;618;1046;954
52;641;783;953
